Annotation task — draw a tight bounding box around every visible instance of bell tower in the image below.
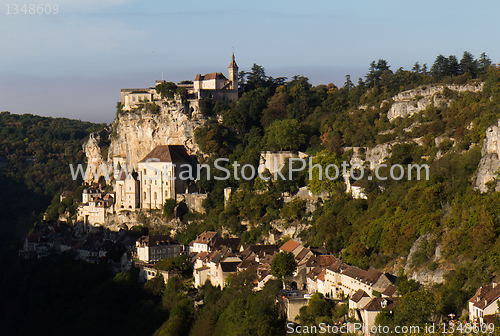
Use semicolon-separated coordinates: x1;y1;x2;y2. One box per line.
228;53;238;91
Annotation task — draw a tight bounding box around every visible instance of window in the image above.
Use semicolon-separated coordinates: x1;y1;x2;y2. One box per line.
154;192;157;200
144;192;146;200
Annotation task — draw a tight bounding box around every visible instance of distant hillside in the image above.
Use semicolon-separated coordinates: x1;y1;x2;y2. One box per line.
0;111;104;242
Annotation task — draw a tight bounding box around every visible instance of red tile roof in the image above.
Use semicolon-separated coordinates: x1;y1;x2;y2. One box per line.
280;240;301;253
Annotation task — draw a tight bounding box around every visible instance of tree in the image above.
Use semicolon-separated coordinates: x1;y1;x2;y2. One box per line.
281;198;307;221
246;63;268;89
163;198;177;217
431;54;446;79
459;51;478;78
343;74;355;91
411;62;421;73
265;119;305;151
155;81;178;99
144;273;165;296
445;55;459;77
271;251;297;281
478;52;492;74
365;59;391;87
308;150;344;194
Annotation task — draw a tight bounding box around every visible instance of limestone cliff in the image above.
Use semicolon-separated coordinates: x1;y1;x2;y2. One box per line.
474;119;500;192
387;82;484;121
83;100;207;182
83;128;109;182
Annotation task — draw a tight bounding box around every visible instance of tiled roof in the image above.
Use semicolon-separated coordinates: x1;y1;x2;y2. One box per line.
194;72;228;81
193;231;219;244
341;266;383;286
382;284;397;297
307;255;338;268
470;283;500;310
280;240;301;253
327;260;347;273
317;269;326;281
363;297;399;312
60;191;72;198
139;145;190;163
138;235;179;247
220;261;240;273
213;237;240;251
306;266;324;280
351;289;370;303
296;247;311;262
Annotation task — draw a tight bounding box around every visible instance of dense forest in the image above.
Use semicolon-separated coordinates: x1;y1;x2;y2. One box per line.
175;51;500;331
0;112;105;242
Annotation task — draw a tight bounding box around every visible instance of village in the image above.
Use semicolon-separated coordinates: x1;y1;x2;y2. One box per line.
18;55;500;335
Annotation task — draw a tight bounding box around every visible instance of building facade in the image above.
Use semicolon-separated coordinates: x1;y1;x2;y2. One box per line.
136;235;181;263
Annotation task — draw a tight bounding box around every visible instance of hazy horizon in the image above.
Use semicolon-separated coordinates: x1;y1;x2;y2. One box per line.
2;0;499;123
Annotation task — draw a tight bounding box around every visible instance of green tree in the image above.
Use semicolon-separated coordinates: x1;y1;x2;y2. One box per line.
144;273;165;296
163;198;177;217
271;251;297;281
459;51;478;78
265;119;305;151
308;150;344;194
156;81;178;99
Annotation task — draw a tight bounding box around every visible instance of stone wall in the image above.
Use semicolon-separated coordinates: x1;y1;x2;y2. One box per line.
176;193;207;214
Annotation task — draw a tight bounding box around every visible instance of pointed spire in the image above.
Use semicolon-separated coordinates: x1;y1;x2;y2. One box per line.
229;53;238;68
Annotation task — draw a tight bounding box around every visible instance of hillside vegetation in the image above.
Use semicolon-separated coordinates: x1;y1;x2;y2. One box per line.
177;52;500;322
0;112;104;241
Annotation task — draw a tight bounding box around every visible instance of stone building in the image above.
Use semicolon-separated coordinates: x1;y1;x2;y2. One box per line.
115;170;140;211
120;55;239;111
136;235;181;263
137;145;192;210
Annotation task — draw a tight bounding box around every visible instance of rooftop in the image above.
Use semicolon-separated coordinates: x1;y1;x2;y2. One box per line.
139;145;190;163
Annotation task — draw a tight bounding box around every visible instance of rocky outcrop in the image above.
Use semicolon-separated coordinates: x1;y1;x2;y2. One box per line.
104;210;185;233
387;83;484;121
347;145;391;170
83;100;208;182
410;269;448;285
474;120;500;192
83;128;109;183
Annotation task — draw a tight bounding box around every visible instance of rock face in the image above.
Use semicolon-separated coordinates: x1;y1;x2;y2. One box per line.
347;141;417;170
387;83;484;121
83;128;109;183
474;119;500;192
83;101;207;182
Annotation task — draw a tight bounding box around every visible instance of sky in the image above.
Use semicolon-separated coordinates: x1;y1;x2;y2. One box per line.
1;0;499;123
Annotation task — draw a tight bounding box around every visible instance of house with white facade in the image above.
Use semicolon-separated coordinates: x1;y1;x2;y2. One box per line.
469;282;500;324
137;145;192;210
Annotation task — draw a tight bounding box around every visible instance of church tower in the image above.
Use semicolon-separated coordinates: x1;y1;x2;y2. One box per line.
228;53;238;91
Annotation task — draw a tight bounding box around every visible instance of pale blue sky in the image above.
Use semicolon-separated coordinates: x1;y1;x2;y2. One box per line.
1;0;498;123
